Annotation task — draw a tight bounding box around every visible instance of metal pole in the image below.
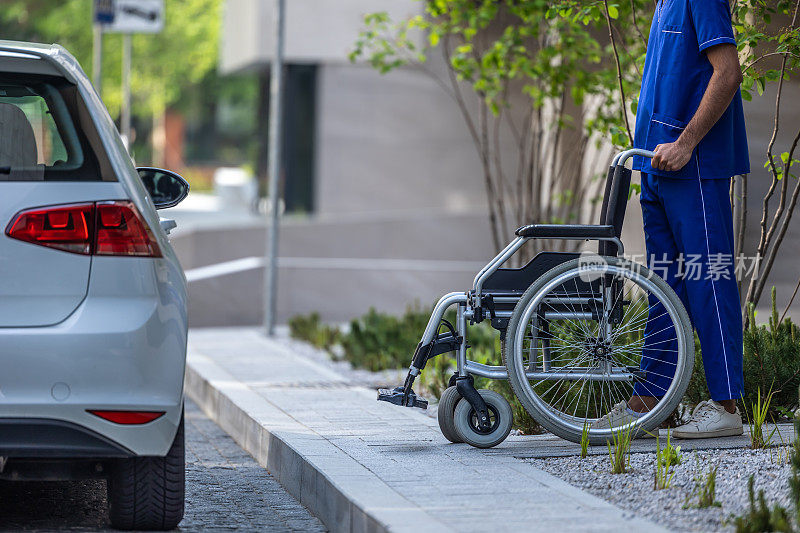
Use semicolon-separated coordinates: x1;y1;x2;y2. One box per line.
264;0;286;336
121;33;132;152
92;24;103;96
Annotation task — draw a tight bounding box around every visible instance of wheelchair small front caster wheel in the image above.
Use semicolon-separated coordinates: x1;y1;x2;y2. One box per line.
437;386;463;443
453;389;512;448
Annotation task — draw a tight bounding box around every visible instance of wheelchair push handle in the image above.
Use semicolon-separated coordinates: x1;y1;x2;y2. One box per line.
611;148;655;168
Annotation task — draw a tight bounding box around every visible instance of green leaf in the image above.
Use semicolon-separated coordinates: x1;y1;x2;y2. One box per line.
608;5;619;19
756;77;766;95
741;89;753;101
428;31;440;47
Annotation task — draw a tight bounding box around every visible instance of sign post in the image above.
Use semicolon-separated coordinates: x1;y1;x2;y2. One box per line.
92;0;114;96
264;0;286;337
94;0;164;151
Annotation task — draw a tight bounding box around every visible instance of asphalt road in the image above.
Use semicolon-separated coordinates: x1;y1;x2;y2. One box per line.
0;400;326;532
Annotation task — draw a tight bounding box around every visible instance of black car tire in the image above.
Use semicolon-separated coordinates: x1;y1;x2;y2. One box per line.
108;413;185;531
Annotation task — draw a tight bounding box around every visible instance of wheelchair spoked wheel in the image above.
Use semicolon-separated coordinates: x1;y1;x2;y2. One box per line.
503;257;693;445
453;389;513;448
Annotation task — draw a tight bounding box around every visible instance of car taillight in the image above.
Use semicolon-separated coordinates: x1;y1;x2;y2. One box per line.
95;202;161;257
87;410;165;424
4;203;94;254
5;201;161;257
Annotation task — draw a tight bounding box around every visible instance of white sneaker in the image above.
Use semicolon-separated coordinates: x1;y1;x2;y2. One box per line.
671;400;743;439
592;401;642;429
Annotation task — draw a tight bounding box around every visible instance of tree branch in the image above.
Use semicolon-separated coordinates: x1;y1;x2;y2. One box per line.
603;0;634;144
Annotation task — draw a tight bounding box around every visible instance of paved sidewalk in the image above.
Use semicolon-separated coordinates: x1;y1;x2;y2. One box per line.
186;328;667;533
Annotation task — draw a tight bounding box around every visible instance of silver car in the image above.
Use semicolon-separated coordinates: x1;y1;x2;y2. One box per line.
0;41;188;530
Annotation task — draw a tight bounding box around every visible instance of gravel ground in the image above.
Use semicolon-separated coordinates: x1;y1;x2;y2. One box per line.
531;446;795;532
278;332;798;531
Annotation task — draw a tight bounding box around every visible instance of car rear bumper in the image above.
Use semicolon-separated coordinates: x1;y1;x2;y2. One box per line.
0;418;134;458
0;257;187;457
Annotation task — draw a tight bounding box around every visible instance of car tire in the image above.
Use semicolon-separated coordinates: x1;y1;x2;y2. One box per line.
108;413;185;531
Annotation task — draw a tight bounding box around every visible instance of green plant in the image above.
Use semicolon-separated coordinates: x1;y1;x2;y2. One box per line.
791;435;800;521
653;431;681;490
606;425;632;474
658;432;682;468
419;350;455;402
698;466;719;508
742;290;800;415
745;386;777;449
685;289;800;420
580;421;590;459
485;379;541;435
684;461;719;509
287;313;341;351
733;476;794;533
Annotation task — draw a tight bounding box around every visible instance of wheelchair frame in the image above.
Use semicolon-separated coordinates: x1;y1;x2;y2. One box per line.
378;148;658;436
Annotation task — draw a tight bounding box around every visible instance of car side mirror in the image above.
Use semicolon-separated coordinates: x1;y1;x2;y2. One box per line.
137;167;190;209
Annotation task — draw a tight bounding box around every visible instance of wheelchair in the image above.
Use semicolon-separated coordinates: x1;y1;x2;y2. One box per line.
378;149;695;448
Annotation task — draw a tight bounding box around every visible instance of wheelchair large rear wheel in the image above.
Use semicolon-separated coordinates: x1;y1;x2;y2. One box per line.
503;257;693;445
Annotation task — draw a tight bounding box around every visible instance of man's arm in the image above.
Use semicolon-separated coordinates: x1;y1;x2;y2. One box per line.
651;43;744;172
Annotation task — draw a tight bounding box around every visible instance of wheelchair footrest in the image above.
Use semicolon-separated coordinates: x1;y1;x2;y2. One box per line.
377;386;429;409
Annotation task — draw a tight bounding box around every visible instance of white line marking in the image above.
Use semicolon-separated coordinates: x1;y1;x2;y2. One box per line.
698;36;734;48
662;30;682;34
185;257;263;282
696;155;734;399
185;256;487;282
652;119;685;130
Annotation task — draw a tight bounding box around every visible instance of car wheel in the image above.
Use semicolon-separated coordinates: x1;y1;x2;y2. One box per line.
108;413;185;531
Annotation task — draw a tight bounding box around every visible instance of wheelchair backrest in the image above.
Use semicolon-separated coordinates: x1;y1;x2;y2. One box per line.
598;164;632;256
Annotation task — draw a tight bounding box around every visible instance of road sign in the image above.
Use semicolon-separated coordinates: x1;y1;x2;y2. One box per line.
102;0;165;34
94;0;114;24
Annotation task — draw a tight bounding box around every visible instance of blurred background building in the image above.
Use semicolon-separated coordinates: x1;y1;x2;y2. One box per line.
2;0;797;326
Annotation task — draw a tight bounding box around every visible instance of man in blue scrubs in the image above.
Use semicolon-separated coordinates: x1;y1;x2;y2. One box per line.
596;0;749;437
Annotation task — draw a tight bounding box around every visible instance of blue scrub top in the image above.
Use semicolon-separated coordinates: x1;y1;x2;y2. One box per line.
632;0;749;179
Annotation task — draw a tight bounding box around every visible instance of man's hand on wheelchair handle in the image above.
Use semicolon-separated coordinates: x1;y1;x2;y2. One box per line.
651;140;693;172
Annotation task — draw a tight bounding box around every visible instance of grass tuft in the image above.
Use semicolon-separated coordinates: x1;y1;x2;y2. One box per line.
746;386;777;449
653;431;681;490
580;421;590;459
696;465;719;508
606;424;632;474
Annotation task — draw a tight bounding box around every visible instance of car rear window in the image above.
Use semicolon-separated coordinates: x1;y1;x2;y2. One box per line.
0;72;115;182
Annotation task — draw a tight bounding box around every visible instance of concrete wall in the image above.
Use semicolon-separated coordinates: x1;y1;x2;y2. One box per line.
314;63;490;216
219;0;421;72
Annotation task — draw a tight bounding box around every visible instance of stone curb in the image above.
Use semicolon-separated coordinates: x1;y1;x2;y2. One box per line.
185;351;451;533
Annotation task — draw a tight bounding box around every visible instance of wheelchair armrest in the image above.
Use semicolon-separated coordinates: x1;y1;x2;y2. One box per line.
514;224;616;239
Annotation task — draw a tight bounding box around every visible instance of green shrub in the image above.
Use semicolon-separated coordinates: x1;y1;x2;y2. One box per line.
486;379;541;435
288;306;542;433
288;312;341;351
742;289;800;416
340;307;430;371
684;287;800;419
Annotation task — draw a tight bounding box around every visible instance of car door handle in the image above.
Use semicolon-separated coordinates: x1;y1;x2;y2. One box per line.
159;218;177;235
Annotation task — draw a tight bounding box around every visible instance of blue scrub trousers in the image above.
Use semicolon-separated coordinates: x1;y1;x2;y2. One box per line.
632;171;744;402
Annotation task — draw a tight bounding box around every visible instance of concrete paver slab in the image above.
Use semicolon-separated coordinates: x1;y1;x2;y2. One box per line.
186;328;668;533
